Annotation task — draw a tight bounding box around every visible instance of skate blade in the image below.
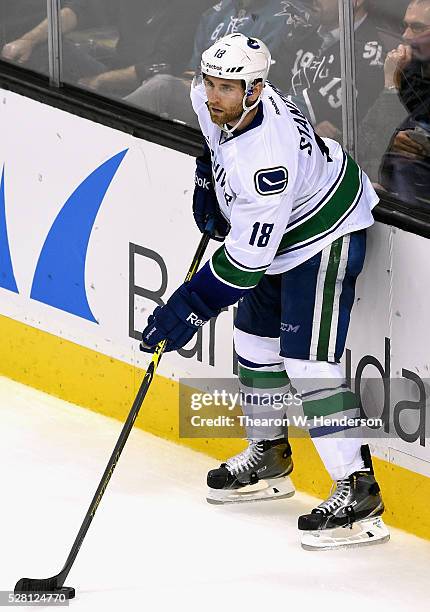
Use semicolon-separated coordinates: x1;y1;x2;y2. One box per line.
206;476;295;505
301;516;390;551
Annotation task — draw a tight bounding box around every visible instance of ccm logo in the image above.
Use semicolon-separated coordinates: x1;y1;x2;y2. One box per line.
281;323;300;333
187;312;206;327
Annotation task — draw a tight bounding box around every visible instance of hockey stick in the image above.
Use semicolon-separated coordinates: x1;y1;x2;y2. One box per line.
14;228;212;600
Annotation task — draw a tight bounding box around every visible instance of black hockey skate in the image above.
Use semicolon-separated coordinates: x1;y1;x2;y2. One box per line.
298;446;390;550
206;438;295;504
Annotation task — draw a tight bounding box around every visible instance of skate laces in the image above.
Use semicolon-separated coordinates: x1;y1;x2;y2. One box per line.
225;440;264;475
314;478;351;515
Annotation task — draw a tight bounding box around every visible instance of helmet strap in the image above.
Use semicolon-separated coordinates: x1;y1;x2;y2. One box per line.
221;90;263;136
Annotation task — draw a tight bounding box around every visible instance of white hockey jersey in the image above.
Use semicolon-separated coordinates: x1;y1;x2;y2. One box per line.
190;80;378;290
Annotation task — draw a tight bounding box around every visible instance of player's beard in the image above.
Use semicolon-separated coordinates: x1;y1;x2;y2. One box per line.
208;100;244;128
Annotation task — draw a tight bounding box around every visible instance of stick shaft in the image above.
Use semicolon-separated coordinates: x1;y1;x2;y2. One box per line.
56;231;211;586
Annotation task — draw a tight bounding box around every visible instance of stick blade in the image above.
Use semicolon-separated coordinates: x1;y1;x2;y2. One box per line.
14;577;75;599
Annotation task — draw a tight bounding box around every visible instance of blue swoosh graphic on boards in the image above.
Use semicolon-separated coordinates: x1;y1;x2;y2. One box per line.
0;166;18;293
31;149;128;321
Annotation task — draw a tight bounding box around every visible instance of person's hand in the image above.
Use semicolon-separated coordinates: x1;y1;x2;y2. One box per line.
314;121;342;141
140;285;220;353
1;38;34;63
384;44;412;89
391;130;426;159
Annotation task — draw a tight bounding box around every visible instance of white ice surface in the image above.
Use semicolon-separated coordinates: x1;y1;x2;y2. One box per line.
1;375;429;612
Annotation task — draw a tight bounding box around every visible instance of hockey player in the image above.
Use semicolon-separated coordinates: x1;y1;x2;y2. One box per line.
124;1;314;125
140;33;389;549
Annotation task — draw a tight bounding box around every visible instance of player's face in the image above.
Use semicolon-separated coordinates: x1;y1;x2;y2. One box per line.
203;75;245;127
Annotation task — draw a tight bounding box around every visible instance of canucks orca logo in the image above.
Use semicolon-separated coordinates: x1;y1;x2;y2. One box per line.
247;37;260;49
254;167;288;196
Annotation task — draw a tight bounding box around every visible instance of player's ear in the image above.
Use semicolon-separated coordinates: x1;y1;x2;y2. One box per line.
247;81;263;101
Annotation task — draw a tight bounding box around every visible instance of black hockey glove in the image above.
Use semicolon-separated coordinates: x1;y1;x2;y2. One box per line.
193;156;230;242
140;284;220;353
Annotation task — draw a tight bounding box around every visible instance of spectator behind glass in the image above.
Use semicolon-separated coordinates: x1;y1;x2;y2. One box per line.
123;0;315;126
77;0;213;96
377;0;430;208
0;0;105;80
274;0;385;143
358;5;414;181
367;0;411;34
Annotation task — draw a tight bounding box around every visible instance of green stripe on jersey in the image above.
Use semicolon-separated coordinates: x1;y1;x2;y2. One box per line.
211;247;266;289
277;155;361;253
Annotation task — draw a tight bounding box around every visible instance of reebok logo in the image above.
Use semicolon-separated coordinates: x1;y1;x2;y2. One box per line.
204;63;222;71
195;175;211;190
187;312;206;327
145;327;157;339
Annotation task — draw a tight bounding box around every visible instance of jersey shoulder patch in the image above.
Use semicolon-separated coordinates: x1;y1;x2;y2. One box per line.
254;166;288;196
